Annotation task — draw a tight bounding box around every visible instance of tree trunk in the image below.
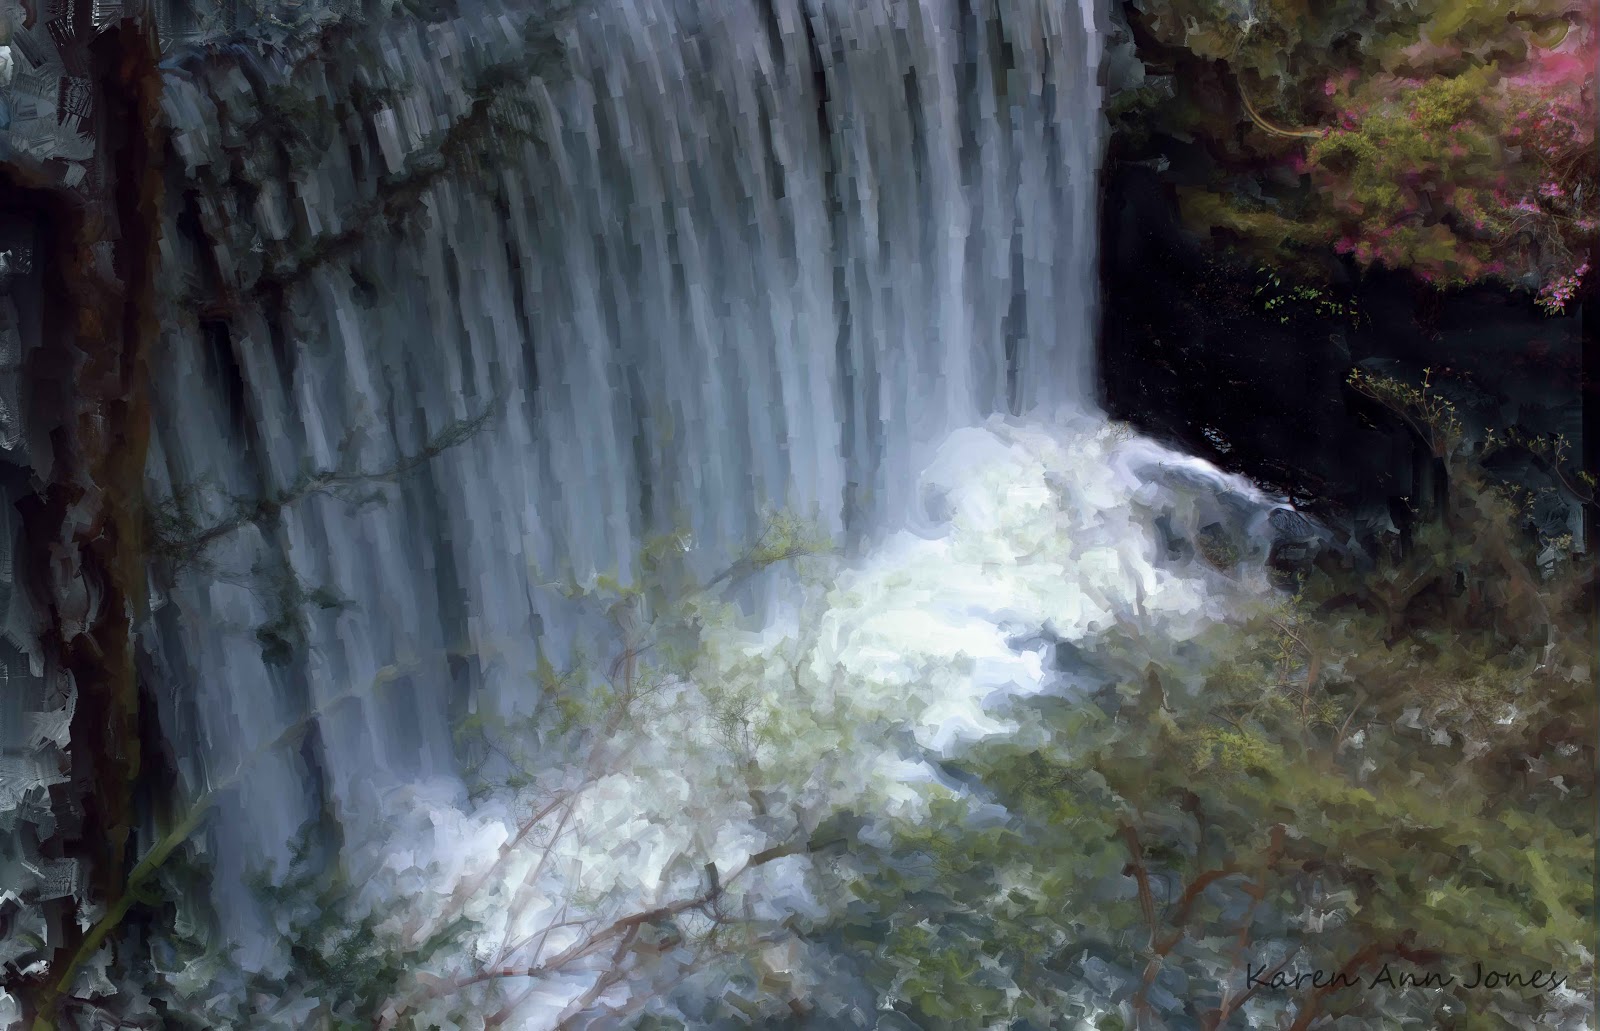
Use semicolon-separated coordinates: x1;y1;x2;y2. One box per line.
15;10;165;1026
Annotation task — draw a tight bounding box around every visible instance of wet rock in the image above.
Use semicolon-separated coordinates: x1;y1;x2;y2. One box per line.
1268;506;1317;541
1196;520;1242;571
1265;506;1336;588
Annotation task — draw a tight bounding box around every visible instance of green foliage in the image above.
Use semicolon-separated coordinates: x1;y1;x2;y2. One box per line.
1484;426;1598;510
747;511;833;574
140;821;474;1031
1252;268;1363;326
1119;0;1597;300
801;411;1594;1030
226;830;472;1030
149;401;498;671
816;789;1131;1030
1347;366;1465;461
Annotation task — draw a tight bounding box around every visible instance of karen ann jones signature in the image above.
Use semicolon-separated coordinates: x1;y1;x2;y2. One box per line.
1246;961;1570;994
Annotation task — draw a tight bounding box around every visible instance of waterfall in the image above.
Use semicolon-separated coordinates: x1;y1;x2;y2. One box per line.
147;0;1107;947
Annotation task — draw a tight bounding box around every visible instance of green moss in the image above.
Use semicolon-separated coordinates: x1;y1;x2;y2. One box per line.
1177;189;1320;248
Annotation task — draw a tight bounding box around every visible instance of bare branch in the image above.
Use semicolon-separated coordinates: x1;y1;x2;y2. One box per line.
154;400;499;564
427;790;574;943
1237;82;1329;141
375;839;811;1031
1160;865;1242;944
1201;946;1301;1030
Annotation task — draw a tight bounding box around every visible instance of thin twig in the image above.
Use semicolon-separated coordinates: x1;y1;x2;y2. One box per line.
375;840;809;1031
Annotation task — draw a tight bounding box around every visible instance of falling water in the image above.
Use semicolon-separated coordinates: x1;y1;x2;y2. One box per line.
146;0;1109;942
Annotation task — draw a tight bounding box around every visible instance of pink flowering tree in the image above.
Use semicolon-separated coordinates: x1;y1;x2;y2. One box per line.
1308;30;1595;308
1126;0;1597;312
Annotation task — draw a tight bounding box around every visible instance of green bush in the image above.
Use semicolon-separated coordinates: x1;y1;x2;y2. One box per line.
795;381;1594;1029
1119;0;1597;307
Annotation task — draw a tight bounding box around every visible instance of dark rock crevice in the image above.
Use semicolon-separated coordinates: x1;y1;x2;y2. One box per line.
1097;164;1586;549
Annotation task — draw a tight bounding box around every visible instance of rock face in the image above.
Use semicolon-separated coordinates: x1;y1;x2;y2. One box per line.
0;172;80;1017
1097;164;1587;547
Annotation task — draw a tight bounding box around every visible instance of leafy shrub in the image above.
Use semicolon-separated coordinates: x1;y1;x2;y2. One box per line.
1121;0;1597;308
794;385;1595;1029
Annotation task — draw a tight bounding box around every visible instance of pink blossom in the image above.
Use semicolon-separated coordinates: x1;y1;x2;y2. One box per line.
1536;263;1591;315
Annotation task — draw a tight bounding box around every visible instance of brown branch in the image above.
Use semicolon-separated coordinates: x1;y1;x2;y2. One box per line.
1137;852;1255;1025
1330;689;1367;766
492;907;585;985
1119;824;1161;943
1285;940;1396;1031
702;513;829;593
1237;84;1329;141
1160;866;1241;945
249;54;547;301
375;840;809;1031
427;791;573;942
1200;821;1291;1029
25;15;167;1028
1348;379;1446;461
1201;946;1301;1030
444;607;688;959
549;922;642;1030
1517;441;1595;506
156;402;498;562
495;802;582;954
1268;618;1314;658
1122;822;1208;1027
555;942;706;1031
